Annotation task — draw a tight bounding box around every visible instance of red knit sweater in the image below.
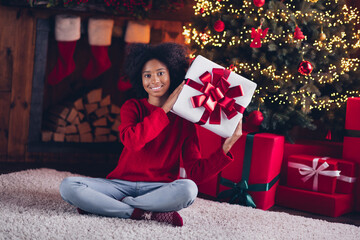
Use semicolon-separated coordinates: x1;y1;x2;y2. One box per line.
106;98;233;185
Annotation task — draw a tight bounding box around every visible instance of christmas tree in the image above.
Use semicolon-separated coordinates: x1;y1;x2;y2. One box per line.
183;0;360;141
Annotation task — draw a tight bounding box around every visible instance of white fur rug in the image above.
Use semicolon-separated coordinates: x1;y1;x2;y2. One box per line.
0;169;359;240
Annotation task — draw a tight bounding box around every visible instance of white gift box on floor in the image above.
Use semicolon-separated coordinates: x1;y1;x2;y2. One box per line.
172;55;257;138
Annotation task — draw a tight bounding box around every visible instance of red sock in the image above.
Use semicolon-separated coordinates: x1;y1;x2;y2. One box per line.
117;76;132;91
77;208;89;215
131;208;183;227
82;45;111;80
47;41;77;85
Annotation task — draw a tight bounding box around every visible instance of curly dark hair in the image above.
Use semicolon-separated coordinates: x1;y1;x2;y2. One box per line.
123;42;190;98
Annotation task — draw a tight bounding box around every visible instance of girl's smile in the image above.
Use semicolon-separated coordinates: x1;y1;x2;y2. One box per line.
150;85;162;90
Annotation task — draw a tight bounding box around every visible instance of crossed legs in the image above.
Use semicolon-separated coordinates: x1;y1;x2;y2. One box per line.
59;177;198;226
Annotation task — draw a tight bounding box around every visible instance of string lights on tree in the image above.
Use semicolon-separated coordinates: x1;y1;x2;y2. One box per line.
183;0;360;138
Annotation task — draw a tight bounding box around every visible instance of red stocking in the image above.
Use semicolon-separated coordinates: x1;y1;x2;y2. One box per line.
82;18;114;80
117;76;132;91
82;46;112;80
47;15;81;85
48;41;77;85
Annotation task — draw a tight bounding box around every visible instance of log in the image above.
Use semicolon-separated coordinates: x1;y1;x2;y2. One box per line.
71;116;81;125
87;88;102;103
53;132;65;142
78;112;85;121
65;134;80;142
110;104;121;115
94;127;111;136
95;106;109;118
66;108;78;123
73;98;84;110
41;131;53;142
94;135;108;142
85;103;98;114
100;95;111;107
80;133;93;143
65;125;78;134
93;117;107;127
77;122;92;134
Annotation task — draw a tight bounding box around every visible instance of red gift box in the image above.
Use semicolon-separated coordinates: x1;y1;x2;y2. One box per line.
217;132;284;210
343;97;360;211
281;140;343;185
343;97;360;164
345;97;360;131
287;155;340;194
343;137;360;164
276;185;354;217
196;125;222;197
336;160;357;194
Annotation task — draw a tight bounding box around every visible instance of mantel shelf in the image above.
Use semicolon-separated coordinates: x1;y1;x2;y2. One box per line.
0;2;195;22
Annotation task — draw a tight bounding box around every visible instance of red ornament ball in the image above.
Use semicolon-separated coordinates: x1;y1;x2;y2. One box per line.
298;61;313;75
247;110;264;126
214;20;225;32
253;0;265;7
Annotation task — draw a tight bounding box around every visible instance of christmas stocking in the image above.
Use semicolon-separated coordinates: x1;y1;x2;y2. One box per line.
48;15;81;85
82;18;114;80
117;75;132;92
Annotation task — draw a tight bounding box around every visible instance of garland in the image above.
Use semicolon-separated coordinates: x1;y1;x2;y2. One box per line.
2;0;187;18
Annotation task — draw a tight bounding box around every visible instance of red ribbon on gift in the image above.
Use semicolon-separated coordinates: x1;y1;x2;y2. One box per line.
186;68;245;125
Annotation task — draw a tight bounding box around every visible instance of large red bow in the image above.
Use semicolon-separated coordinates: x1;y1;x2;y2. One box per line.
186;68;245;125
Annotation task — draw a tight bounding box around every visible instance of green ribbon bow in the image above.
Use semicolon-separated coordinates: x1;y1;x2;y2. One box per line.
217;132;280;208
217;178;256;208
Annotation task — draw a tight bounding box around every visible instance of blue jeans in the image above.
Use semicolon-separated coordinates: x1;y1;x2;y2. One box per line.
59;177;198;218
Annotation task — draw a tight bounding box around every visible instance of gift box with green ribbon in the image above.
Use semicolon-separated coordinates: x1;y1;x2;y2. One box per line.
217;132;284;210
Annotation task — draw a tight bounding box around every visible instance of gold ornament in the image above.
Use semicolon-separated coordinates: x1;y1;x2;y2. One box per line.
319;32;326;41
307;0;319;2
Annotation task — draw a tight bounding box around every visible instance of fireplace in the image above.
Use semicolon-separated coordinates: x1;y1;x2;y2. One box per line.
27;18;131;154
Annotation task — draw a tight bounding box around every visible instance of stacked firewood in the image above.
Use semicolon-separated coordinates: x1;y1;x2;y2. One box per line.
41;89;121;143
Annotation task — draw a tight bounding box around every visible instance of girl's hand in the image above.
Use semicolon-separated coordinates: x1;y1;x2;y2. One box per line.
222;118;243;154
162;81;185;113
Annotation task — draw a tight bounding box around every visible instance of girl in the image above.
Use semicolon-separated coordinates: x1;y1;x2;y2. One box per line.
59;43;243;227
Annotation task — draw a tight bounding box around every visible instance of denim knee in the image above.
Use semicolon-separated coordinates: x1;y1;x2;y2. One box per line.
177;179;198;204
59;177;77;202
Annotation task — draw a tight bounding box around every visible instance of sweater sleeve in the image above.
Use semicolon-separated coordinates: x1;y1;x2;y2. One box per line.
182;124;234;185
118;100;170;151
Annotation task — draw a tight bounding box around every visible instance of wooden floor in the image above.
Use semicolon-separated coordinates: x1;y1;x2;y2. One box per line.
1;162;360;227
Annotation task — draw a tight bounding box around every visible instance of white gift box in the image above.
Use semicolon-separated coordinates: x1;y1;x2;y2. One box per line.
172;55;257;138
